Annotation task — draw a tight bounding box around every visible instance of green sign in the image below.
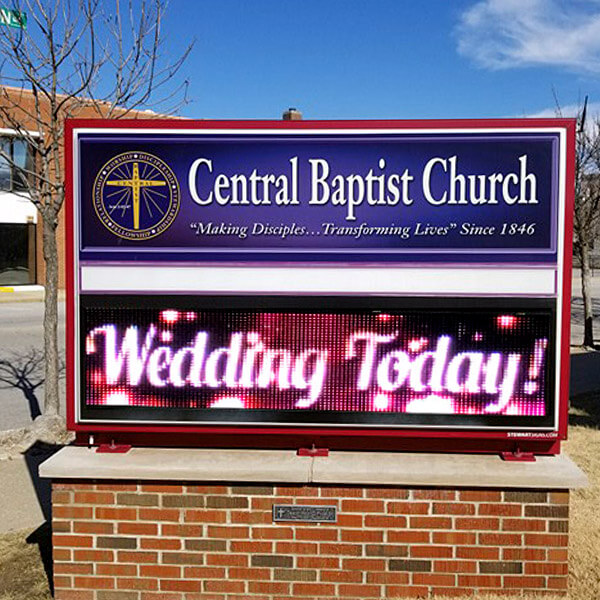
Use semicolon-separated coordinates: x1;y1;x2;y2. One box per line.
0;7;27;29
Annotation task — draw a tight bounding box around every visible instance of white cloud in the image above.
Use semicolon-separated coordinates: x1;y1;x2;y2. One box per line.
457;0;600;72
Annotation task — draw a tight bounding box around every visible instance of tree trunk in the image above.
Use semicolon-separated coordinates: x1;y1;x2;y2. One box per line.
42;213;60;416
580;242;595;348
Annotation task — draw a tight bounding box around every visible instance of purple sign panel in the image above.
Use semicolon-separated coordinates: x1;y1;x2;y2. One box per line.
76;131;560;263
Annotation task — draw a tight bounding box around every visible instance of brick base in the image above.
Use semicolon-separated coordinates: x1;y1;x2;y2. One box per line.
51;481;569;599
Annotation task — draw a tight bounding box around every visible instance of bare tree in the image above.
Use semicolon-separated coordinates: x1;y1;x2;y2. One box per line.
572;98;600;348
0;0;192;440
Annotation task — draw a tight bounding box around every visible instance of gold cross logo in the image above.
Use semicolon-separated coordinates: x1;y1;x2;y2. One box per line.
106;162;167;230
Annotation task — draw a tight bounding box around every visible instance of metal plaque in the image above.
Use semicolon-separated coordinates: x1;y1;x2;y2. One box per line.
272;504;337;523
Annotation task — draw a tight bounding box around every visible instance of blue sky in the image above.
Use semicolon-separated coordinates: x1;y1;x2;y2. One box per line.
158;0;600;121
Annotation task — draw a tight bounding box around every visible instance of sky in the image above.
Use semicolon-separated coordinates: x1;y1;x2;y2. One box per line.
155;0;600;121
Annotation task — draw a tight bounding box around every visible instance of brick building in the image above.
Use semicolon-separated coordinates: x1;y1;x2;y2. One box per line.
0;85;164;288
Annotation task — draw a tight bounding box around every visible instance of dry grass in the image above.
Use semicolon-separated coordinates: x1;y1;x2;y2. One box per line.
0;420;599;599
0;527;52;600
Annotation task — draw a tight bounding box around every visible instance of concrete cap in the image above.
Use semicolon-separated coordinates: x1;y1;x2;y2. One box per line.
39;447;588;489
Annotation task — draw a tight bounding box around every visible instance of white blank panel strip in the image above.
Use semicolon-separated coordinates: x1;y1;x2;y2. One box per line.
80;265;556;296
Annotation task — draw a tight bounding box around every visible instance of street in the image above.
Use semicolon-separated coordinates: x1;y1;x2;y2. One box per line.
0;300;65;431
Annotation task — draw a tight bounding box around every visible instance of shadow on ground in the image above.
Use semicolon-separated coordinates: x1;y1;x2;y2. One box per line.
23;442;63;595
0;348;45;421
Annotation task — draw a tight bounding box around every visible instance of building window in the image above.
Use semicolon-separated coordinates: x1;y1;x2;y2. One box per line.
0;136;35;192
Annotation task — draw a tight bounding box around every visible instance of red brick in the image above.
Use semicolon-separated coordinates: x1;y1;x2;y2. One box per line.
96;507;137;521
548;576;569;589
340;529;383;543
549;491;569;505
525;533;568;547
389;530;430;544
186;485;226;494
367;572;410;585
117;578;158;591
54;575;72;588
297;556;340;569
252;527;293;540
291;582;335;596
54;563;94;575
118;522;158;536
138;508;180;522
248;581;290;594
139;594;182;600
502;518;546;532
117;551;158;564
73;492;115;504
52;491;72;504
502;547;546;561
365;488;410;499
73;549;114;562
73;577;115;589
337;513;365;528
73;522;114;535
54;506;94;519
252;497;293;510
204;580;246;593
183;566;226;579
365;544;408;557
96;564;137;576
548;548;568;561
432;531;476;545
431;588;476;597
364;515;407;528
205;553;248;567
342;558;386;570
458;574;502;588
206;525;249;538
321;569;363;583
410;516;452;529
54;548;72;561
161;523;202;537
387;501;430;515
413;489;456;500
503;575;545;588
525;562;569;575
53;591;94;600
96;483;137;492
319;542;362;556
478;532;522;546
53;535;93;548
434;560;477;573
160;579;202;592
140;565;181;578
412;573;456;586
231;540;273;553
229;567;271;580
140;538;181;550
53;521;71;533
275;486;319;497
455;517;500;530
478;503;522;516
320;486;364;498
456;546;499;560
433;502;475;515
275;541;318;555
385;585;429;597
295;527;338;541
229;510;271;524
341;499;385;512
410;545;453;559
459;491;502;502
338;584;382;597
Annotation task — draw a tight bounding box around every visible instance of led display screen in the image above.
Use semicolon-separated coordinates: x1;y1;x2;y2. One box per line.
79;296;555;429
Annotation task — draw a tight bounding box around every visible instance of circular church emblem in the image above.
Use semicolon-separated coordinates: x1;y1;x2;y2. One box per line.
93;152;180;240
